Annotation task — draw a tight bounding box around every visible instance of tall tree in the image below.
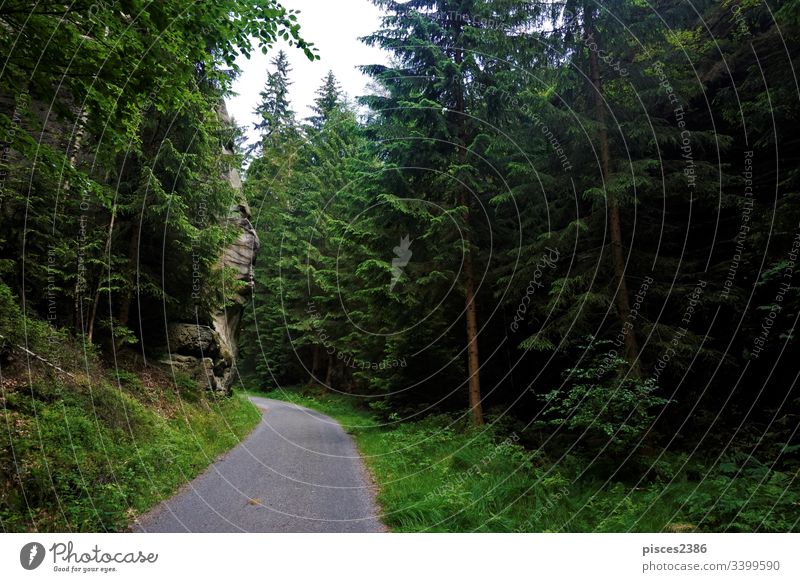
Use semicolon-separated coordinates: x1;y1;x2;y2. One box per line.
308;70;344;129
254;50;296;144
361;0;533;424
582;2;640;375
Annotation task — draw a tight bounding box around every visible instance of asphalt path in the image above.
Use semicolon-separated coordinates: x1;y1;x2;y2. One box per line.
133;396;385;532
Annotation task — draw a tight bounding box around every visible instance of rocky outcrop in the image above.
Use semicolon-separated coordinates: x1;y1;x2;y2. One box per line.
213;199;260;364
160;103;259;395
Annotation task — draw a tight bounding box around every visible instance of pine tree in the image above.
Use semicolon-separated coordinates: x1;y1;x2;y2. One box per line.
254;50;296;143
308;71;344;129
241;98;383;389
360;0;535;424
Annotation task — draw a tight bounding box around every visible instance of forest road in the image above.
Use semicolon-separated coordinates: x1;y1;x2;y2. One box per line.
133;396;386;532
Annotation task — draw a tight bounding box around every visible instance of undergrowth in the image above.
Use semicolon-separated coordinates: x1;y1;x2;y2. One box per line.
253;386;799;533
0;284;260;532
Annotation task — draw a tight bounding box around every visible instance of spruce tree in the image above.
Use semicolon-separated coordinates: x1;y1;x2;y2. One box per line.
308;71;344;129
254;50;296;143
361;0;535;424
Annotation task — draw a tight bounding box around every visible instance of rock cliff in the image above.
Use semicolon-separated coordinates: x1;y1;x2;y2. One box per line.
160;103;259;394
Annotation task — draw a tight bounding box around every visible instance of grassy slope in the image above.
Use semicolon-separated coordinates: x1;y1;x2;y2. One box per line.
252;386;798;533
0;286;261;532
1;369;260;532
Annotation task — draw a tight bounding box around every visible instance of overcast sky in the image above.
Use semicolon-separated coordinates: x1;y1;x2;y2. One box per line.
225;0;387;146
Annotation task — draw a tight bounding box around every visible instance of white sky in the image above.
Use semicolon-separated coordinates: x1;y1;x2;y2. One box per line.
225;0;388;146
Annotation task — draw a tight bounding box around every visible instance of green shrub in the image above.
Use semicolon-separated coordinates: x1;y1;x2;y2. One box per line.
0;281;24;353
0;281;86;374
536;343;668;455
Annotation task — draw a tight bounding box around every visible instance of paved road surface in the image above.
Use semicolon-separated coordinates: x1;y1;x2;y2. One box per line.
134;396;385;532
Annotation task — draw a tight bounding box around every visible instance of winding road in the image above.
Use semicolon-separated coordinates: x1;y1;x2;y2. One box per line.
133;396;385;533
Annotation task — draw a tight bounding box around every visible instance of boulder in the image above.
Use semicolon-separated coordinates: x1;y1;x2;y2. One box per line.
166;323;219;358
159;355;227;395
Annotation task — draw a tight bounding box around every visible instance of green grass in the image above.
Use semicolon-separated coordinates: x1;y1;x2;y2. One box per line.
251;386;799;533
0;282;262;532
1;377;260;532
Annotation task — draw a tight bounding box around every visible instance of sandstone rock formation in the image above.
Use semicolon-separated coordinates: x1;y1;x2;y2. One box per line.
159;103;259;394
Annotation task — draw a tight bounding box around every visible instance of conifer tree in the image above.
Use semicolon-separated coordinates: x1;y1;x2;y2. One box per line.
254;50;296;143
308;71;344;129
360;0;534;424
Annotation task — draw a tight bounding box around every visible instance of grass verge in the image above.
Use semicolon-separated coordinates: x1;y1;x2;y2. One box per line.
0;283;262;532
251;386;799;533
1;367;260;532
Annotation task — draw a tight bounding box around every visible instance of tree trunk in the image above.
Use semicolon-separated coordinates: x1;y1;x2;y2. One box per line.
87;208;116;344
309;345;321;385
324;353;333;390
585;6;640;376
86;275;101;345
69;112;89;336
464;228;484;426
453;21;484;425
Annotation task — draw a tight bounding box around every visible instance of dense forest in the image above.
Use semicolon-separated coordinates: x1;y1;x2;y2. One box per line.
241;0;800;530
1;0;799;532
